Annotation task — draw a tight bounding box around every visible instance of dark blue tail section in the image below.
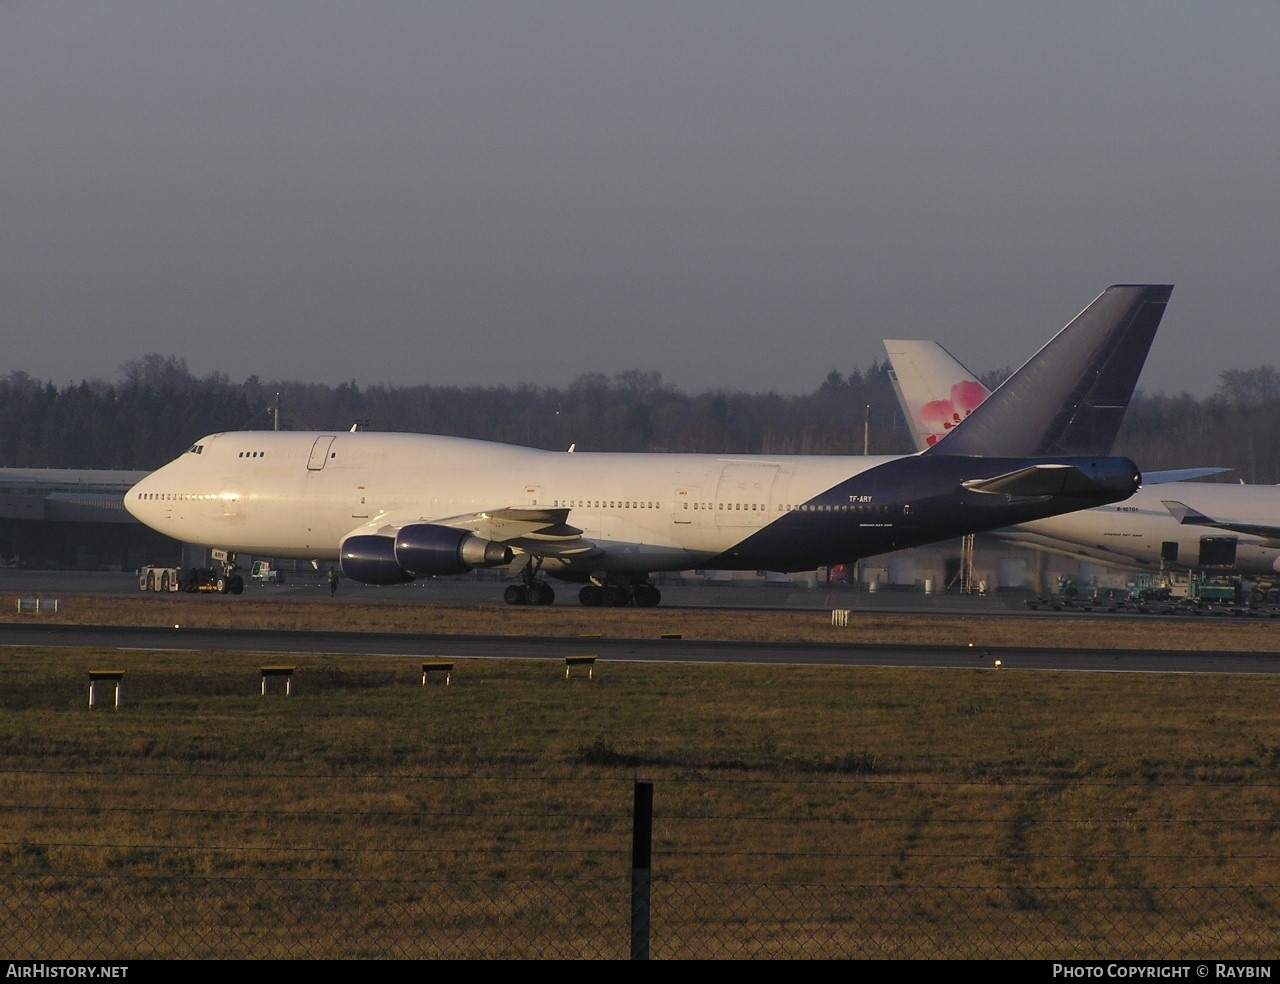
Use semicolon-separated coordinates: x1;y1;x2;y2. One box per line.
925;284;1172;458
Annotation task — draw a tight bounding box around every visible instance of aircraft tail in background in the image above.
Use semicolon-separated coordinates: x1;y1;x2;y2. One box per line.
884;339;989;451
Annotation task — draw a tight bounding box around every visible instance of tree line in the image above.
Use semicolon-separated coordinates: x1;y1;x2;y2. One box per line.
2;355;1278;484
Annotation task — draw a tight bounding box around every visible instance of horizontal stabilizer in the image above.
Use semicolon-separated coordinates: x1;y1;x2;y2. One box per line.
963;462;1134;498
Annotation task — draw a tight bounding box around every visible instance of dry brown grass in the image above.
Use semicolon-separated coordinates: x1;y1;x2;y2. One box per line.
5;591;1280;651
5;590;1280;957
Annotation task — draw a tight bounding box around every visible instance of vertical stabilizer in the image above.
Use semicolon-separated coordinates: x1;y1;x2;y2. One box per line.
885;340;989;451
918;284;1172;457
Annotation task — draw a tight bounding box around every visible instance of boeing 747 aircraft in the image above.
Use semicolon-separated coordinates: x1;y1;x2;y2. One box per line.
884;332;1280;589
125;285;1169;607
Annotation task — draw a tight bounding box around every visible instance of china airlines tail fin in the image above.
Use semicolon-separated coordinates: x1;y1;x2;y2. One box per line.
884;339;989;451
909;284;1172;458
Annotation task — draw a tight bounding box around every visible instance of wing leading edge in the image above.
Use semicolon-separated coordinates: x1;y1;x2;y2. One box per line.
1162;500;1280;544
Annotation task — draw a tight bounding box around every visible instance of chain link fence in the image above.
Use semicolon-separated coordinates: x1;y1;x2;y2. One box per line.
4;874;1277;959
7;758;1280;961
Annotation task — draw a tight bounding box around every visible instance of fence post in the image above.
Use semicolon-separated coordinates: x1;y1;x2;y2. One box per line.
631;779;653;960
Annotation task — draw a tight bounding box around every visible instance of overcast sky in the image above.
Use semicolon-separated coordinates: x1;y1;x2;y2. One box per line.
3;2;1278;398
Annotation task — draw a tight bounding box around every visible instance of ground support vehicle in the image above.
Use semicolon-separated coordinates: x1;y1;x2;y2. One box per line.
1025;571;1273;617
250;560;286;584
138;565;244;594
1247;578;1280;605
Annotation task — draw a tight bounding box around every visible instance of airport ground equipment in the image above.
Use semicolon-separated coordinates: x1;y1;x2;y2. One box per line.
138;565;244;594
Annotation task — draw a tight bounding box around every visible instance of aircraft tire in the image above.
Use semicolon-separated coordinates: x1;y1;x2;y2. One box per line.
634;585;661;608
504;584;527;606
526;582;554;606
578;585;603;607
215;575;228;594
230;575;244;595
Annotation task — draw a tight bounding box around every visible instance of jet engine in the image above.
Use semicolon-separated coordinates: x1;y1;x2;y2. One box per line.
340;524;514;584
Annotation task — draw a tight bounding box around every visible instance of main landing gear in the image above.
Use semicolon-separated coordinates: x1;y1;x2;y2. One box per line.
501;560;663;608
576;579;661;608
504;558;556;606
504;581;556;606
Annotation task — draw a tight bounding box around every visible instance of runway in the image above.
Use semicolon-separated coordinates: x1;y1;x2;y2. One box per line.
4;620;1280;674
0;567;1013;612
3;570;1279;675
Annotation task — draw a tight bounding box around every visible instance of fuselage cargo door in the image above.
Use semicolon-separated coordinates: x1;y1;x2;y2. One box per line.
307;436;337;471
1198;535;1238;569
714;464;779;528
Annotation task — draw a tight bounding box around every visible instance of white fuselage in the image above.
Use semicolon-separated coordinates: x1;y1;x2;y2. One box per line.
999;482;1280;576
124;429;895;573
125;429;1142;587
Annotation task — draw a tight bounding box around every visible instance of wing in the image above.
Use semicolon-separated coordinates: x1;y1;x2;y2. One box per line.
1161;500;1280;543
339;506;600;584
1142;468;1232;485
432;506;601;559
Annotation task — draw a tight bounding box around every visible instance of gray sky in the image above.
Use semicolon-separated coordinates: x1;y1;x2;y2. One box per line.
3;2;1278;398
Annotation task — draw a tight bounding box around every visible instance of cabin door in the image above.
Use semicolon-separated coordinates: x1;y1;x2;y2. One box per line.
307;436;337;470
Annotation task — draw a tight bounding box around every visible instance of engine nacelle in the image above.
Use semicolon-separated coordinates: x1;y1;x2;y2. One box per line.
395;523;514;576
339;525;514;585
340;534;414;585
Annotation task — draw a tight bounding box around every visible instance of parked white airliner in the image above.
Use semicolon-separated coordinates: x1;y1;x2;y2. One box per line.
125;285;1169;607
884;336;1280;587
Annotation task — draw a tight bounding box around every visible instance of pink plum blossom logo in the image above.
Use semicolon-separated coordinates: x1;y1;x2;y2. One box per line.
918;379;988;446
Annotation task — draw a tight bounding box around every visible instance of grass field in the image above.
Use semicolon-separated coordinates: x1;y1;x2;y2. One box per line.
4;592;1280;957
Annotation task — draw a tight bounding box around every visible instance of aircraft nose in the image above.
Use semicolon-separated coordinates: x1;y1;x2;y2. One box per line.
124;473;159;522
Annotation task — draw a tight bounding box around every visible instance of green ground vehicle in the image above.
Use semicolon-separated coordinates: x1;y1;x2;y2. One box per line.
250;560;286;584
